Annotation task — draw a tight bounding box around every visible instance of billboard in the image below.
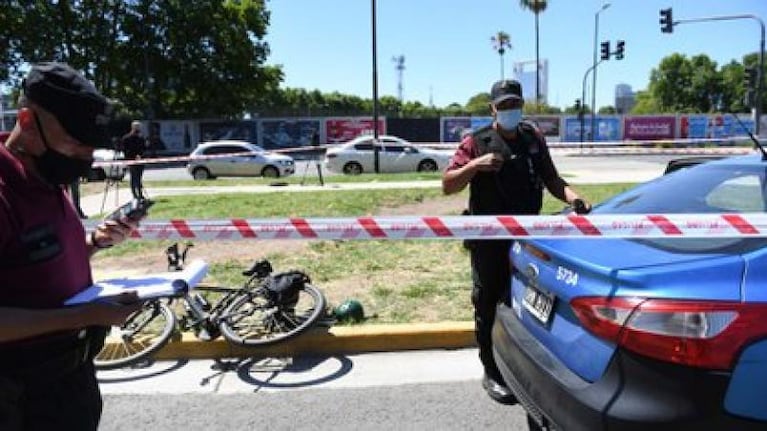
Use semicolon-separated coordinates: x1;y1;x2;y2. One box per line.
441;117;471;142
260;118;321;149
526;115;561;139
563;116;621;142
141;120;198;155
623;116;676;141
325;117;386;144
199;120;257;144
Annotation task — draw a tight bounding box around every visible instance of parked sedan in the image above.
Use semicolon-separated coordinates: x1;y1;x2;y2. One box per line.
87;148;126;182
324;135;452;175
493;154;767;430
187;140;295;180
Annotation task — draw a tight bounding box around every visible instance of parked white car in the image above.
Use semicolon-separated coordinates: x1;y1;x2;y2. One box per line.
187;140;295;180
87;148;126;182
324;135;452;175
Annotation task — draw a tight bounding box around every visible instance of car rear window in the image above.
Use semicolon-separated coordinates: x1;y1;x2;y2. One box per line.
595;161;767;253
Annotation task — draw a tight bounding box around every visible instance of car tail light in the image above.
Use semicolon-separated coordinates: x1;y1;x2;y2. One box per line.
523;243;551;262
571;297;767;370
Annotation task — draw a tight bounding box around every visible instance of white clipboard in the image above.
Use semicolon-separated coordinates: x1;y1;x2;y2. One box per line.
65;259;208;305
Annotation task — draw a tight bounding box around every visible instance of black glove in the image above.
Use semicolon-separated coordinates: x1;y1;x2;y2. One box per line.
572;198;591;215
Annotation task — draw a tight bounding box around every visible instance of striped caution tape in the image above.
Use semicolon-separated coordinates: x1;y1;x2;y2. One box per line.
92;136;759;168
83;213;767;240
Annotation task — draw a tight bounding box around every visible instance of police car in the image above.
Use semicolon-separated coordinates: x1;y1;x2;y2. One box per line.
493;152;767;430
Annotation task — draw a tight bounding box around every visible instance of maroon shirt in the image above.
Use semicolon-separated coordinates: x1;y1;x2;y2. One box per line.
0;144;92;308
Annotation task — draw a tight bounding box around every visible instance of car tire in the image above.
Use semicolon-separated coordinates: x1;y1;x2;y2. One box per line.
192;167;214;180
417;159;438;172
343;162;363;175
261;166;280;178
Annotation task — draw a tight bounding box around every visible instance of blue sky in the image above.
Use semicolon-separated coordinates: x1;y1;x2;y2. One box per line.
265;0;767;111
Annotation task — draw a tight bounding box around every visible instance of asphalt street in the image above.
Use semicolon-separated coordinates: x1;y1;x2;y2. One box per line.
99;348;529;430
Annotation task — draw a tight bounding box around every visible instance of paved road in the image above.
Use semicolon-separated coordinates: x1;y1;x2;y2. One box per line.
99;348;529;430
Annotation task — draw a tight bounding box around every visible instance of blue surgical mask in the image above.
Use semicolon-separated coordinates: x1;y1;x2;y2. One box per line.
496;109;523;131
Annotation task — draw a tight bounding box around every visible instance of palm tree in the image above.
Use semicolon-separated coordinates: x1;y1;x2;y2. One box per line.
520;0;548;105
491;31;512;80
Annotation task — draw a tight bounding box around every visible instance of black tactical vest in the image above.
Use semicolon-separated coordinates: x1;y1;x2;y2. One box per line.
467;122;544;215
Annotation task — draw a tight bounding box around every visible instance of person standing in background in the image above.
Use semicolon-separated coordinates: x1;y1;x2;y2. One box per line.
121;120;147;200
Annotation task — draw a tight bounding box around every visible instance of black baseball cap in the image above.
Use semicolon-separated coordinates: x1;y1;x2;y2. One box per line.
490;79;523;105
22;62;113;148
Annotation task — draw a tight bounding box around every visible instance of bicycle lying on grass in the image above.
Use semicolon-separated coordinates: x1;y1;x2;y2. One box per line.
94;243;327;370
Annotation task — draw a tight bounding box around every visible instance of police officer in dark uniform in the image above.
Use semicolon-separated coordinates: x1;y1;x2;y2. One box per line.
0;62;144;430
443;79;591;405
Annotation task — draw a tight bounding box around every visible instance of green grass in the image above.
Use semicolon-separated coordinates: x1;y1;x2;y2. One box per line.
92;182;636;323
143;171;444;188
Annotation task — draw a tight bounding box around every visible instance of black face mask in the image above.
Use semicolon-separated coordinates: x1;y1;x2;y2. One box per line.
33;114;93;185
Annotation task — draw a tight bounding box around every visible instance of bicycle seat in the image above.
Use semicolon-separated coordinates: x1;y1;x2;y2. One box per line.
242;259;273;277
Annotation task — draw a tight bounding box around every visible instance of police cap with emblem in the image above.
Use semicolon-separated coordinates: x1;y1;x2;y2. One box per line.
490;79;524;106
23;62;113;148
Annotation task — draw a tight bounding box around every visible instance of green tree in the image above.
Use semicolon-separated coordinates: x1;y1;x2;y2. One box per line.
519;0;548;104
490;31;512;80
465;92;492;116
3;0;281;119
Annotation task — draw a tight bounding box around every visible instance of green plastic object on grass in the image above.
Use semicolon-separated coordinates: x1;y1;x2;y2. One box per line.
334;299;365;323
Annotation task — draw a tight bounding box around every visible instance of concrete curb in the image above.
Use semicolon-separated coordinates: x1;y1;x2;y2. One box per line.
105;322;476;361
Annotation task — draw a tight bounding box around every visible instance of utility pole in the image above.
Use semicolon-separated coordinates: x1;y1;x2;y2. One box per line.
392;55;405;103
371;0;380;173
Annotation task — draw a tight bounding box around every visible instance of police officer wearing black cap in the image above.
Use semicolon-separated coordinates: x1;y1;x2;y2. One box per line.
0;62;145;430
443;79;591;406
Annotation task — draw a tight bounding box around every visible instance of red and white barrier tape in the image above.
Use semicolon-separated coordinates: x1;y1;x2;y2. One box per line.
83;213;767;240
92;137;759;168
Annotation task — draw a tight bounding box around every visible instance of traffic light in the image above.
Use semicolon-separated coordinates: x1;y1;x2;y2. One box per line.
744;67;757;90
600;41;610;61
660;8;673;33
575;99;581;111
615;40;625;60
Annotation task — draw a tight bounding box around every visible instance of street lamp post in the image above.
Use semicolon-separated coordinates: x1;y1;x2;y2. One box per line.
371;0;380;173
591;3;611;143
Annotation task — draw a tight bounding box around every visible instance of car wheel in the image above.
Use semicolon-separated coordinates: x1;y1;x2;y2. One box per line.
192;167;213;180
417;159;438;172
343;162;363;175
261;166;280;178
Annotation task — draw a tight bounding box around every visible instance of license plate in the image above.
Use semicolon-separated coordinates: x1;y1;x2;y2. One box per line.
523;284;555;325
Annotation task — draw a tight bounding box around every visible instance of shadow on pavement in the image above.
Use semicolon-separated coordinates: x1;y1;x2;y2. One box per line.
97;358;189;384
235;355;354;390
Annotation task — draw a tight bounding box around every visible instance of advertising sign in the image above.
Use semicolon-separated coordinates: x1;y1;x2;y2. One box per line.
144;120;198;155
199;120;257;144
623;116;676;141
563;116;620;142
527;115;561;139
260;118;321;149
470;116;493;131
441;117;471;142
325;117;386;144
680;115;709;139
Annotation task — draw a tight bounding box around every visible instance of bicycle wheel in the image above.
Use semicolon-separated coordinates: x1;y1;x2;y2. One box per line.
220;283;326;347
94;300;176;370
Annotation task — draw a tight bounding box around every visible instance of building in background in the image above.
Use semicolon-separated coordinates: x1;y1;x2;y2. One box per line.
513;59;548;105
615;83;635;114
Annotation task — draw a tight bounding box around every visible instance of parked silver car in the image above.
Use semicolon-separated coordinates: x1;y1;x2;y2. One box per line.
324;135;452;175
187;140;295;180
